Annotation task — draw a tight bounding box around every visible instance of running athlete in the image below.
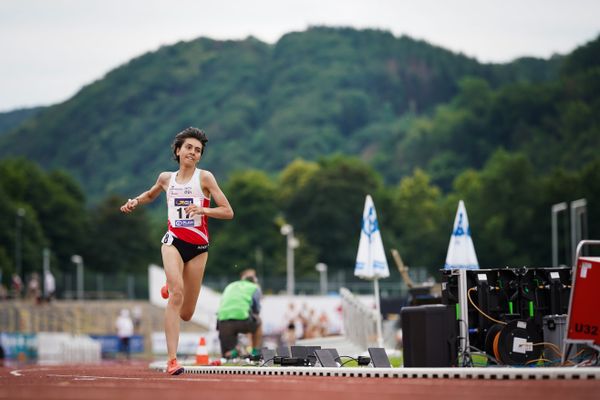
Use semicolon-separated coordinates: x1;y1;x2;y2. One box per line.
120;127;234;375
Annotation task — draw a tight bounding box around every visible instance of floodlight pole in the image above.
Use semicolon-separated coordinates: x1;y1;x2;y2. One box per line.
570;199;587;261
71;254;84;300
15;208;26;282
315;262;328;295
281;224;298;296
42;248;50;298
551;202;568;266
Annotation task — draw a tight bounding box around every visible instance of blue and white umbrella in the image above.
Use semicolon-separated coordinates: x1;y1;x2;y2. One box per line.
354;195;390;279
354;194;388;348
444;200;479;355
444;200;479;270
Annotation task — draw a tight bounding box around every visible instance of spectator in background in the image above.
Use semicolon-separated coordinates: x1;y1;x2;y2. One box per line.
282;302;298;345
132;305;143;334
44;269;56;302
26;273;41;303
317;311;330;337
304;308;321;339
298;302;311;339
11;273;23;299
115;309;134;360
0;283;8;300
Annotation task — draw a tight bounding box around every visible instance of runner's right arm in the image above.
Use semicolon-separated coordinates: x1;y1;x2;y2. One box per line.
120;172;170;213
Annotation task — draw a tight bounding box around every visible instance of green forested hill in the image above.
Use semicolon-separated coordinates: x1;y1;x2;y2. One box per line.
377;34;600;189
0;27;562;202
0;107;43;137
1;28;600;286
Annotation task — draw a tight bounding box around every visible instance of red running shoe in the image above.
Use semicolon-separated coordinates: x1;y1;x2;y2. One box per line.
161;284;169;299
167;358;184;375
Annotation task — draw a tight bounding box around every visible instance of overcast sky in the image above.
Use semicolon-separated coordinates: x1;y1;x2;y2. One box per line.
1;0;599;112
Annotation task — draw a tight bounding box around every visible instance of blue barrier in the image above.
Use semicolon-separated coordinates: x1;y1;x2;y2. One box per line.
89;335;144;354
0;333;37;359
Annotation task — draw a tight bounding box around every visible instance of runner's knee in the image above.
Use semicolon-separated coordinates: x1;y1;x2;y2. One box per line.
168;288;184;307
180;310;194;321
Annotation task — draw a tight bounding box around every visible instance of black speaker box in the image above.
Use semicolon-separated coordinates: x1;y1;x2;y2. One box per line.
401;304;457;367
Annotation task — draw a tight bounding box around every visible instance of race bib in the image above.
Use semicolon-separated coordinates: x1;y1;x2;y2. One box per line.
168;197;202;228
161;231;174;245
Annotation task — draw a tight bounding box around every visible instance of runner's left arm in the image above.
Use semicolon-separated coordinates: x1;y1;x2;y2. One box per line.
186;170;234;219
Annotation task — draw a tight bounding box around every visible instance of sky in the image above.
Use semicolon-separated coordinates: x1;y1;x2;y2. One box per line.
1;0;599;112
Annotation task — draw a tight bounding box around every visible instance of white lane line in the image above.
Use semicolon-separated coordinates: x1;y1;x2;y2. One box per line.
48;374;143;381
10;368;51;377
46;374;249;382
14;369;285;384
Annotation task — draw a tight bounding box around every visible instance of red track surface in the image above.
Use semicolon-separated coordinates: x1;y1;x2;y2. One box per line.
1;360;599;400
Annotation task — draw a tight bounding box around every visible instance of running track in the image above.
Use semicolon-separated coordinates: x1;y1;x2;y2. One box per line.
1;361;599;400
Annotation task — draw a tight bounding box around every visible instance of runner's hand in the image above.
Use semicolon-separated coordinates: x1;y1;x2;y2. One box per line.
120;198;139;213
185;204;205;217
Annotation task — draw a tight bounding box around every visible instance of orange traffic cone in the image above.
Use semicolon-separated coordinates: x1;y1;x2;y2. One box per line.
195;336;209;365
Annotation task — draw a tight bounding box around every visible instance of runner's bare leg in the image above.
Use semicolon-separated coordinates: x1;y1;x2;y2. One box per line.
162;245;185;361
180;252;208;321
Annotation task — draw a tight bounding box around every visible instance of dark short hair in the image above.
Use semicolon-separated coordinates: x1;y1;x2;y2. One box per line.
171;127;208;162
240;268;257;283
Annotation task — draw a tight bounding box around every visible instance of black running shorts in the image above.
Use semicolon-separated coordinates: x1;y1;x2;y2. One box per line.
161;232;209;263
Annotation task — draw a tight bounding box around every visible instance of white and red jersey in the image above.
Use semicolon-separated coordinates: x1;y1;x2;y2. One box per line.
166;168;210;245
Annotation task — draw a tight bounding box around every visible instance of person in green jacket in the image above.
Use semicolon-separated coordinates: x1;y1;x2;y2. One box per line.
217;268;262;358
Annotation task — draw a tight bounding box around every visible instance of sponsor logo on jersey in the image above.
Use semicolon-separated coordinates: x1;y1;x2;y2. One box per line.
174;219;195;227
174;198;193;207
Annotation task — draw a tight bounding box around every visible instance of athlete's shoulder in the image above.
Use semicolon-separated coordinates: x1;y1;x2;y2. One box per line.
158;171;173;180
157;171;173;185
199;169;216;181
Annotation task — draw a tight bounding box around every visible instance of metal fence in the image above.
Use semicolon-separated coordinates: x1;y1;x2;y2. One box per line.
11;268;414;300
339;287;380;350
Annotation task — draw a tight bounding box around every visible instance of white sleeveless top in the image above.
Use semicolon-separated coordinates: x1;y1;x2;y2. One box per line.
166;168;210;244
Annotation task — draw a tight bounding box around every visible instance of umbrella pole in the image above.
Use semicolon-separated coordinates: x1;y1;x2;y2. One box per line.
458;268;470;360
373;278;384;348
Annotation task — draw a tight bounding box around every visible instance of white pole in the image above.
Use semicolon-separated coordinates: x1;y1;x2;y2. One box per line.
551;202;567;266
72;254;84;301
373;278;384;348
287;234;294;296
15;208;26;282
77;262;84;301
316;263;327;295
570;199;587;261
42;248;50;298
281;224;296;296
458;269;470;358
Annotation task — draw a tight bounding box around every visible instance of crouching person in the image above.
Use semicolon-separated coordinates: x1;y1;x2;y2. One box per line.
217;269;262;358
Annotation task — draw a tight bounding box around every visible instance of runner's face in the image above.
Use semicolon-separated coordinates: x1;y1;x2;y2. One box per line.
177;138;203;166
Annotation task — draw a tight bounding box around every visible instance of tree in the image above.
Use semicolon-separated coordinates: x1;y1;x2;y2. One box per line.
209;170;284;281
277;159;319;207
0;159;70;277
452;150;542;267
83;195;157;273
283;155;382;276
389;169;447;273
37;170;90;268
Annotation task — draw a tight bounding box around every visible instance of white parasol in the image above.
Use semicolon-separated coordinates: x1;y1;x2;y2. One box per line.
354;194;389;347
444;200;479;270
